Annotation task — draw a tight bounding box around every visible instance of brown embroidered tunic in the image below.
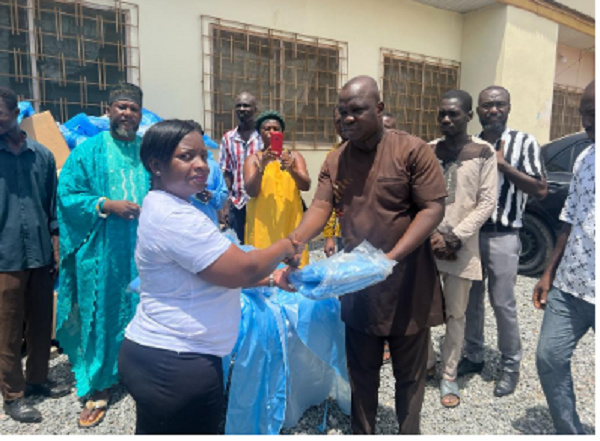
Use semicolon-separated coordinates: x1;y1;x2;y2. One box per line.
314;130;447;336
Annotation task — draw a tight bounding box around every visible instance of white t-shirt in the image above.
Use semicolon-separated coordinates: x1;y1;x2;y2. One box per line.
125;190;240;356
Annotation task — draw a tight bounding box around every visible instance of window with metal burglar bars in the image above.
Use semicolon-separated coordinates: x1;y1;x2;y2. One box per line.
0;0;140;122
551;84;583;140
381;49;460;142
201;16;348;148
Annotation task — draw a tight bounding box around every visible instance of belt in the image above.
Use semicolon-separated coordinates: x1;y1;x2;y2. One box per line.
480;222;517;233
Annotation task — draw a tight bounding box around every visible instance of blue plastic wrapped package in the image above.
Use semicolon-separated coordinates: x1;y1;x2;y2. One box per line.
224;291;288;434
202;134;219;149
289;240;396;300
17;101;36;123
59;124;89;150
63;113;103;137
57;107;162;148
224;289;350;434
276;292;350;429
137;108;163;136
87;115;110;132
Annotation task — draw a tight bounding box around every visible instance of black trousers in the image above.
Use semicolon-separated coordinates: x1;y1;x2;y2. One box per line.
228;202;246;244
118;338;224;434
345;325;429;434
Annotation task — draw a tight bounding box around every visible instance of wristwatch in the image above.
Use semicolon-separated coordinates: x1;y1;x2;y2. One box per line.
268;273;275;288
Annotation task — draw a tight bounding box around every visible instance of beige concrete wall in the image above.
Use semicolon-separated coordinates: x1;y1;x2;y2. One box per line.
460;5;559;144
127;0;464;204
501;6;559;144
460;4;508;135
131;0;463;123
554;43;595;88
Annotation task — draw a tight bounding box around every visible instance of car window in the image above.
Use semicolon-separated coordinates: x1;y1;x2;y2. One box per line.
571;144;588;170
545;139;592;173
545;147;572;172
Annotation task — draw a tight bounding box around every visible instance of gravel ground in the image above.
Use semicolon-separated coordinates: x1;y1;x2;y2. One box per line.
1;244;595;435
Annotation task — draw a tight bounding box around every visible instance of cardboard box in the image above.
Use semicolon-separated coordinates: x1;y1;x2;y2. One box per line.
20;111;70;170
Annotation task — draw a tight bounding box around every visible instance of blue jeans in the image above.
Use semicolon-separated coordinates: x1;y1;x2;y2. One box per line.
536;287;595;434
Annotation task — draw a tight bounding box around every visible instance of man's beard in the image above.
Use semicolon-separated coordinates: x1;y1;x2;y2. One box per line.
111;122;138;140
481;121;506;133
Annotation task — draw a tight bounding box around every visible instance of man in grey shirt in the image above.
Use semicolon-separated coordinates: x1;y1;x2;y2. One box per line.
0;87;70;423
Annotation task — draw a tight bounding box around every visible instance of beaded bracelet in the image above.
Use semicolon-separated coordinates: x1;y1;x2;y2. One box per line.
96;196;109;219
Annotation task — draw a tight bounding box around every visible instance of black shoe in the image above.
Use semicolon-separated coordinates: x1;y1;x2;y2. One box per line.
494;371;519;397
3;398;42;423
25;380;71;399
457;357;484;376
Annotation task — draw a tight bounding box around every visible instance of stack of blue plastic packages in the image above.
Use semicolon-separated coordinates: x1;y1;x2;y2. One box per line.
58;108;163;150
18;101;222;156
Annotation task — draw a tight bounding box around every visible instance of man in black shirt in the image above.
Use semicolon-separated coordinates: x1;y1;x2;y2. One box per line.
0;87;70;423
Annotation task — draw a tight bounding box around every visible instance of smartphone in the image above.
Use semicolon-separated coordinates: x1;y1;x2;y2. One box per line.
270;131;283;158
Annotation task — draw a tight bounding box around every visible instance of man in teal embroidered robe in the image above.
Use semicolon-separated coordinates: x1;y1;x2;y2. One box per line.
56;83;149;427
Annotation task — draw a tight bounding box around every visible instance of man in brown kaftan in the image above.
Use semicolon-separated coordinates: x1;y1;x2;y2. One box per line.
289;76;446;434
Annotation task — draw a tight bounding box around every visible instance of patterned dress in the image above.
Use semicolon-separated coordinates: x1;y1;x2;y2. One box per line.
57;131;149;397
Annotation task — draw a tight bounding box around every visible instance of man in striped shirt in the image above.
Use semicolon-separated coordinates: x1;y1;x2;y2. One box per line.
219;92;264;243
458;86;547;398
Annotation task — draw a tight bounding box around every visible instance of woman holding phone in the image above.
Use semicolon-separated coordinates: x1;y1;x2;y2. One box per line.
118;119;299;434
243;110;311;267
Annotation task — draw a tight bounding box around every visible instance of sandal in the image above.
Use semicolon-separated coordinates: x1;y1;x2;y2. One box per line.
78;399;108;428
440;379;460;408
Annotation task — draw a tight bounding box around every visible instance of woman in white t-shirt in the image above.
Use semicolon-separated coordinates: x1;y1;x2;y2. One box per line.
118;120;299;435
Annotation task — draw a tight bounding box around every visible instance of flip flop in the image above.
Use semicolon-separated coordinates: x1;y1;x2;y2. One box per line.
78;399;108;429
440;379;460;408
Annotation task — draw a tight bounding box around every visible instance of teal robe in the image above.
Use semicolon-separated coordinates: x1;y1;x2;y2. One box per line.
57;131;149;397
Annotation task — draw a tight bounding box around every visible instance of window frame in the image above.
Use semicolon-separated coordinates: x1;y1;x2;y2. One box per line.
201;15;348;150
0;0;140;122
379;48;460;142
550;84;583;141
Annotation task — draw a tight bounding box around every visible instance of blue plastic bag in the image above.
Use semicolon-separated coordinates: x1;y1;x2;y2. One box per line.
17;101;36;123
289;241;396;300
137;108;163;136
63;113;103;137
59;124;89;150
203;134;219;149
58;107;163;148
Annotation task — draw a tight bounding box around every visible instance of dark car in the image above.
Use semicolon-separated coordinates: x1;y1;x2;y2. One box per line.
518;132;593;276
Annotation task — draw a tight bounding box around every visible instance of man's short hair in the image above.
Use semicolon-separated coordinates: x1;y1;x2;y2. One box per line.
0;87;18;111
479;85;510;104
441;89;473;113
